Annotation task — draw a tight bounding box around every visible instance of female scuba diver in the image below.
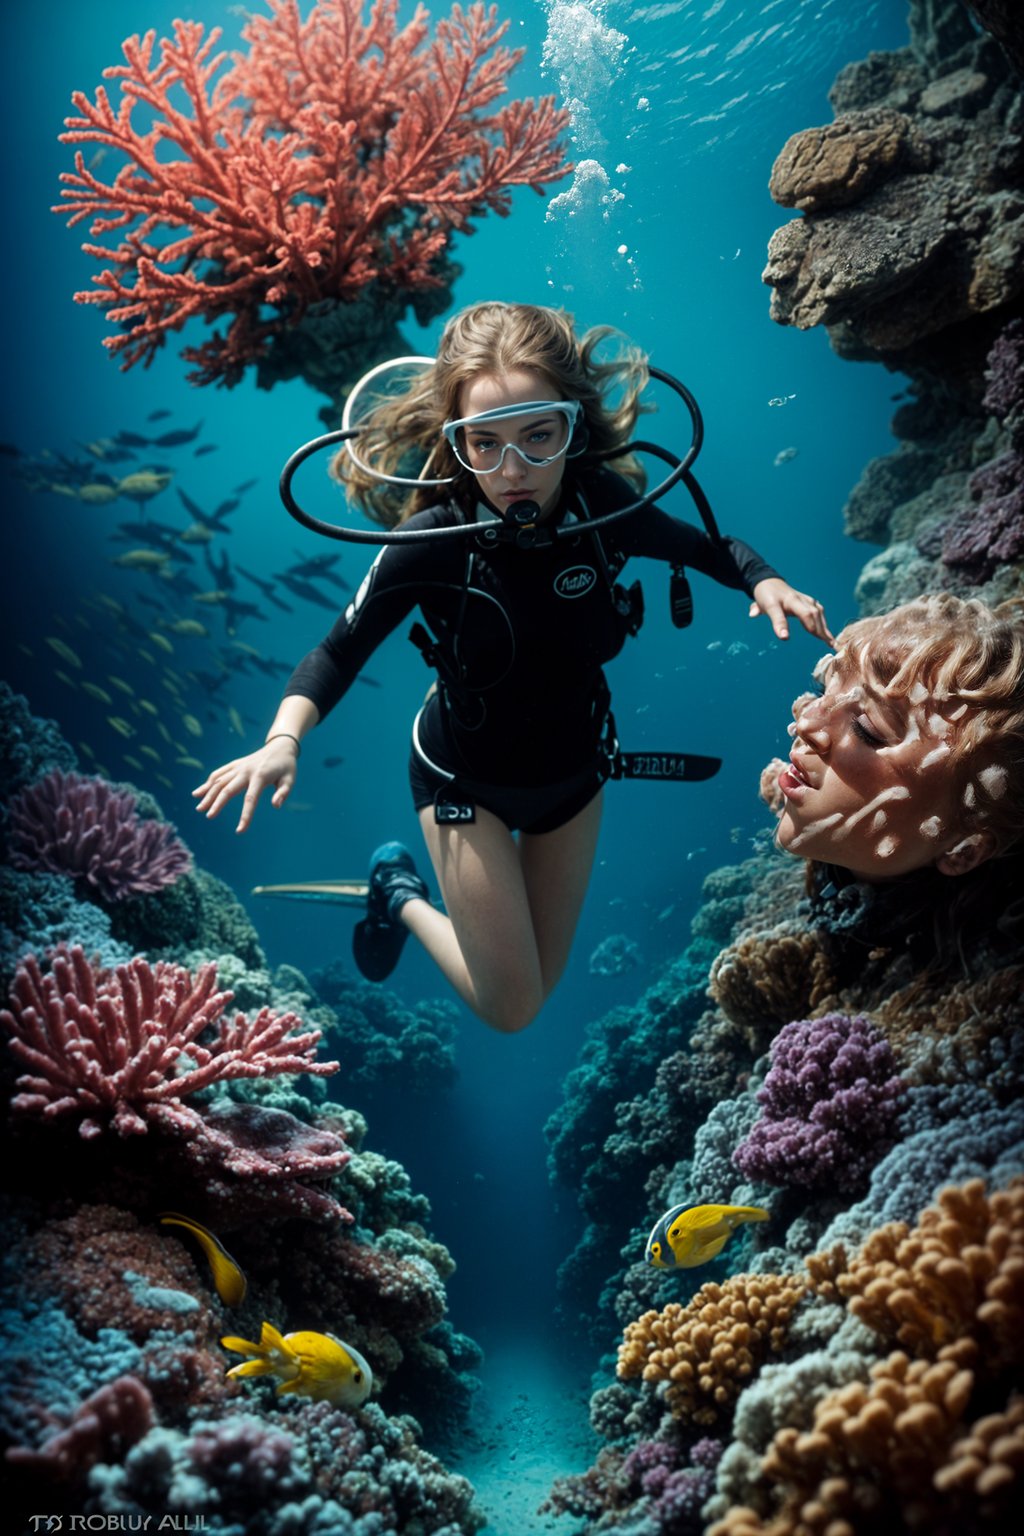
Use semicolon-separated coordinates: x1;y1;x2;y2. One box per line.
195;301;833;1032
763;593;1024;970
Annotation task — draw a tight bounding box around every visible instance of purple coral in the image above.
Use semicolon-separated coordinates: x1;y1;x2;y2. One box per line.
929;320;1024;583
940;449;1024;582
7;769;192;900
732;1013;906;1194
982;316;1024;449
621;1436;723;1533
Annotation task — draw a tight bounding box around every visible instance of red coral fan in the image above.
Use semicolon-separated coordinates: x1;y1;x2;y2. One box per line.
0;948;351;1219
55;0;571;386
0;945;338;1136
7;769;192;901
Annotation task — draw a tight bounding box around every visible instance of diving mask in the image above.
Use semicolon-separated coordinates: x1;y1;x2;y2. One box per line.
442;400;584;475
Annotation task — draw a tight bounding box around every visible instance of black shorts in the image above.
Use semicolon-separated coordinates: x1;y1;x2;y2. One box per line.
409;745;604;835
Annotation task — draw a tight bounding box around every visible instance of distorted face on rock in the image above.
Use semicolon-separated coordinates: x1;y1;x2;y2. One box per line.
774;650;1000;881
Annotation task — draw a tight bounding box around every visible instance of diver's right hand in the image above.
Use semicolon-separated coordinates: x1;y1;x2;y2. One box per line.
192;739;299;833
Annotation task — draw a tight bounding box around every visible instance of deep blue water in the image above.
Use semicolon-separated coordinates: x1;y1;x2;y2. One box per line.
4;0;911;1355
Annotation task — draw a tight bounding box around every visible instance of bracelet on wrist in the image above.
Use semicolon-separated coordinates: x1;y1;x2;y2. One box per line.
264;732;302;757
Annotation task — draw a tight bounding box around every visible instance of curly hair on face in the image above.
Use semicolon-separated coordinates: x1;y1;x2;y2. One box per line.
829;594;1024;858
329;301;650;526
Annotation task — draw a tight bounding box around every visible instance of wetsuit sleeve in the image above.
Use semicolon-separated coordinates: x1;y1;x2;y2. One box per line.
281;545;420;719
619;502;781;595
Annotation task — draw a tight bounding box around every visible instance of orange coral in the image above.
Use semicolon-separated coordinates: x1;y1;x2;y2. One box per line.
707;1355;1023;1535
710;1181;1024;1535
834;1178;1024;1370
617;1273;807;1426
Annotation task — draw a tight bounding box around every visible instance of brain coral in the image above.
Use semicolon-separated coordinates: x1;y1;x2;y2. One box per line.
617;1273;807;1426
7;770;192;901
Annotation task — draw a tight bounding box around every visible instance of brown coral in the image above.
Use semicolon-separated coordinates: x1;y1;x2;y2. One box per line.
871;963;1024;1094
708;925;837;1056
617;1273;807;1426
835;1178;1024;1371
707;1355;1023;1535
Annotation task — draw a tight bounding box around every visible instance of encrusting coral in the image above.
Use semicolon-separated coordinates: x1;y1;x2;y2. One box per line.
617;1273;808;1427
55;0;570;403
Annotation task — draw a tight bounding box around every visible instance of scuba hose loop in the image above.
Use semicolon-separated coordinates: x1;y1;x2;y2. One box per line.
278;365;721;546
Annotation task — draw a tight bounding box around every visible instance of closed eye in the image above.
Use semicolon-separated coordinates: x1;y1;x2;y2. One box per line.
852;715;887;747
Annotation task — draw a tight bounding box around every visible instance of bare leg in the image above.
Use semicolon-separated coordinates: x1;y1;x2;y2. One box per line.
400;791;603;1033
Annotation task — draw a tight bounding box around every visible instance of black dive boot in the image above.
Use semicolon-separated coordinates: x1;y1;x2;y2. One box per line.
352;841;430;981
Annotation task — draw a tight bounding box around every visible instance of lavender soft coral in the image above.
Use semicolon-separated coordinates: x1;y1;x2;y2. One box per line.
732;1014;907;1194
7;770;192;901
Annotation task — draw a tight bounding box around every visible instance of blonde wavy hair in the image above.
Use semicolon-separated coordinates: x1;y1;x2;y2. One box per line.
331;301;650;525
831;594;1024;856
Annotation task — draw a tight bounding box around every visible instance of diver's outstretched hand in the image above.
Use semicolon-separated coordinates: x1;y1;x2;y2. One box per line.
749;578;834;645
193;739;299;833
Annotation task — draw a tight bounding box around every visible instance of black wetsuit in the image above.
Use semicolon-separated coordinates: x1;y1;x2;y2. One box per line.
283;468;779;832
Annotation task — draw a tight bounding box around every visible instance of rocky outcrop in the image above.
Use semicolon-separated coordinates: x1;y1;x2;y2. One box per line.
763;0;1024;613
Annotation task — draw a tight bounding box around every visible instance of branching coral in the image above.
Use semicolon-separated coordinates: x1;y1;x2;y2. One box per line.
55;0;570;389
1;945;338;1139
707;1354;1022;1535
7;770;192;902
0;947;350;1219
732;1014;907;1194
617;1274;807;1426
823;1178;1024;1371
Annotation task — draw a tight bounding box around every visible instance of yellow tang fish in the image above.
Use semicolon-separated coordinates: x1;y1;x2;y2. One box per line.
159;1212;247;1306
645;1202;769;1270
222;1321;373;1408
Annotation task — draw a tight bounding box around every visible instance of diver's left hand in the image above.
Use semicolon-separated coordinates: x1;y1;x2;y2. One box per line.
749;578;834;644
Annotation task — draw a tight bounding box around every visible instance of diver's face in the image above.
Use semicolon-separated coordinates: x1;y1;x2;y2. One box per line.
774;661;975;880
456;370;569;521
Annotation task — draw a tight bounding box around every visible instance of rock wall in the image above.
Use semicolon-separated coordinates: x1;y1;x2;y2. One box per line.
763;0;1023;615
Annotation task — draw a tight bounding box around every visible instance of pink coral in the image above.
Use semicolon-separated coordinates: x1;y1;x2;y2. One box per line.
0;945;338;1138
7;769;192;901
55;0;570;385
6;1376;154;1482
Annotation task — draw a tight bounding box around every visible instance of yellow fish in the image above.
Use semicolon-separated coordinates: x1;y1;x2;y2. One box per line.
160;1212;247;1306
149;631;175;654
107;716;135;738
181;713;203;738
222;1321;372;1408
645;1202;770;1269
82;682;114;705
